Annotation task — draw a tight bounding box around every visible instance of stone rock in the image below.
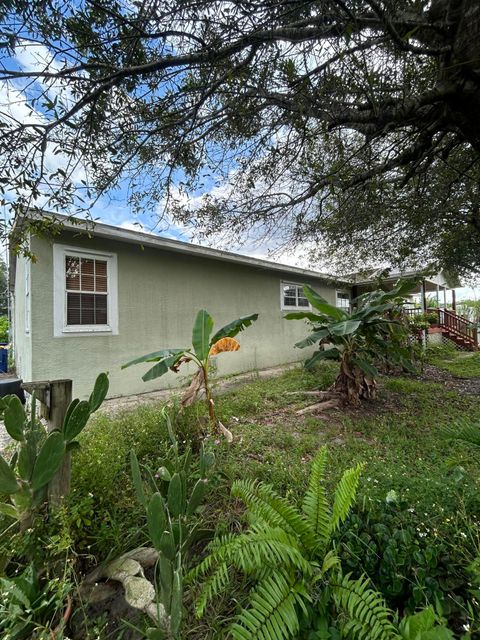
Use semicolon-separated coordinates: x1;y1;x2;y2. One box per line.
106;557;142;582
74;546;168;639
124;575;156;610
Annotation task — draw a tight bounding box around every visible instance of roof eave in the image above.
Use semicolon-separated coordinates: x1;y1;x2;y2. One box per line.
51;213;350;285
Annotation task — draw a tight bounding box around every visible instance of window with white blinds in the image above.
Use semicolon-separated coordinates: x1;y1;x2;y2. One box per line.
53;245;118;336
65;256;108;326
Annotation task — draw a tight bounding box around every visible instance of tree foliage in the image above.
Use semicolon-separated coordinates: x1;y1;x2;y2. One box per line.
1;1;480;274
458;299;480;324
0;258;8;317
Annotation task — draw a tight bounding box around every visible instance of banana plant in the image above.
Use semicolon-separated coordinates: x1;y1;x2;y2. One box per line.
285;280;418;405
130;415;216;640
0;373;109;529
123;310;258;441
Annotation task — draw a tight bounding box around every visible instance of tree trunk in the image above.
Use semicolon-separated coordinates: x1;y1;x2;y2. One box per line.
332;360;376;406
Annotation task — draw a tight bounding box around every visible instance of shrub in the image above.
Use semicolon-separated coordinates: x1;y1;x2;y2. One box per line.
286;280;417;405
338;498;472;630
409;312;439;330
190;447;397;640
425;341;458;358
0;315;8;343
69;402;201;557
74;403;181;501
0;564;72;639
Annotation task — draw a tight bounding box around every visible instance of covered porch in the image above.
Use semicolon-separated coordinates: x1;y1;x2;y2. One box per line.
350;269;478;351
351;269;460;311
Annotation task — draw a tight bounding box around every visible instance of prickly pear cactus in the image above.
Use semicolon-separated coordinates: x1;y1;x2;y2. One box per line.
130;421;216;640
0;372;109;526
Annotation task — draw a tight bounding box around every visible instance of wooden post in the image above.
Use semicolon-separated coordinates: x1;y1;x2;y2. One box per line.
421;280;427;312
48;380;73;507
22;378;73;508
452;288;457;312
420;280;427;349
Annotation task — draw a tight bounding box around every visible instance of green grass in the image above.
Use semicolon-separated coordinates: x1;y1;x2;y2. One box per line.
73;363;480;531
426;343;480;378
73;360;480;539
208;370;480;527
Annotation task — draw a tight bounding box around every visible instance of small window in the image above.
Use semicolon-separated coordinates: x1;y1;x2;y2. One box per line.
53;245;118;336
336;291;351;312
281;282;310;309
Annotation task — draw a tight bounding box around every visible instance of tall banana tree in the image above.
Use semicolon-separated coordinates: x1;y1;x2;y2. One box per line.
123;310;258;441
286;280;417;405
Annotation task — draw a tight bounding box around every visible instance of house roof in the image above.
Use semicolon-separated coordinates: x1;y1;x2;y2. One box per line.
9;212;460;291
350;267;461;290
24;213;350;285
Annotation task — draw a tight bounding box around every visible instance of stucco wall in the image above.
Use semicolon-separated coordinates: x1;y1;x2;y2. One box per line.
29;232;344;399
13;255;32;381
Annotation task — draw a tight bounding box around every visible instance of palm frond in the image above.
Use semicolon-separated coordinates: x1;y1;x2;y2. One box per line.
190;529;312;615
232;479;315;549
229;572;303;640
194;562;230;618
331;464;363;532
302;446;331;546
188;532;241;581
440;419;480;449
334;573;398;640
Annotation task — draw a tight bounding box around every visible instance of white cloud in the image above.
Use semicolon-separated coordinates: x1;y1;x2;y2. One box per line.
15;40;74;106
119;220;147;233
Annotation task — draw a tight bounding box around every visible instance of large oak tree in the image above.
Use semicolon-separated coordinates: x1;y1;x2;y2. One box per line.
1;0;479;275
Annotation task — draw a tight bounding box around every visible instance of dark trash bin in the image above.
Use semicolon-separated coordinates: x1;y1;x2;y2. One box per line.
0;344;7;373
0;377;25;404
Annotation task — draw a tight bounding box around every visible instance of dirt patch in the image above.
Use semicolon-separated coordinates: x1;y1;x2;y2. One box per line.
419;364;480;396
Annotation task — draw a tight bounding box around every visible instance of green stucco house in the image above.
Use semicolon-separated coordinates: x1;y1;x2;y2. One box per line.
10;217;353;398
9;216;460;399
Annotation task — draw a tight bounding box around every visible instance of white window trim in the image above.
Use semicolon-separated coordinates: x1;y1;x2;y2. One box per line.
53;244;119;337
25;259;31;335
336;290;351;312
280;281;312;311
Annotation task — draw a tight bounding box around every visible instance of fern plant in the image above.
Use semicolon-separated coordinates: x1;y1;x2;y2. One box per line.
189;447;401;640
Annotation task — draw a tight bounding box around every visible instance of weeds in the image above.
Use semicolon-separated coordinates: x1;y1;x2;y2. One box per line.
4;352;480;638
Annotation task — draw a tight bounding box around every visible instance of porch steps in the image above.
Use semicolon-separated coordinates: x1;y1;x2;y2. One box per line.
437;308;479;352
441;328;479;351
407;307;479;351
